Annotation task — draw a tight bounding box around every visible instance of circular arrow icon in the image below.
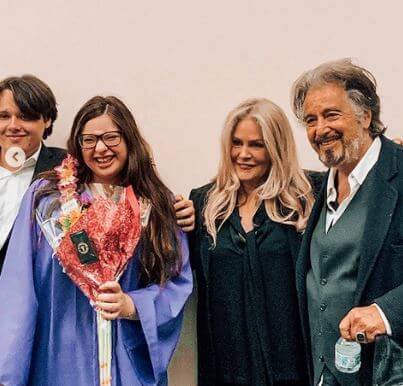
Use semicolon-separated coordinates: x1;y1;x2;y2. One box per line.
5;146;26;168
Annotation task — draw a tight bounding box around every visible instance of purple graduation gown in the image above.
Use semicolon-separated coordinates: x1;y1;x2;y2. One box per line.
0;180;193;386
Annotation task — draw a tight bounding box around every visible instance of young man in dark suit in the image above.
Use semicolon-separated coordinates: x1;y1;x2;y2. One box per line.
0;75;66;273
291;59;403;385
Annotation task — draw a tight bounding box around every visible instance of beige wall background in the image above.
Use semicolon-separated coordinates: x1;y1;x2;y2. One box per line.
2;0;402;384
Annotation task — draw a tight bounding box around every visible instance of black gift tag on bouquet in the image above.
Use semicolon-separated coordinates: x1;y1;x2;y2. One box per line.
70;230;99;265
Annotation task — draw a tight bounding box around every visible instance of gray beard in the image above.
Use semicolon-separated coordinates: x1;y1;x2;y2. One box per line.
318;137;362;169
319;146;345;168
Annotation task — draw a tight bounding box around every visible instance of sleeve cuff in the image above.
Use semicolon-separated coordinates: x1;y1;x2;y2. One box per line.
374;303;392;335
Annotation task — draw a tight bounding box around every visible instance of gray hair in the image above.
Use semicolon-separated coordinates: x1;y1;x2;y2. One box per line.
291;58;386;137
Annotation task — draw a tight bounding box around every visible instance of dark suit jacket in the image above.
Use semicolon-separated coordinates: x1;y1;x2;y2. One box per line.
296;136;403;384
189;173;323;386
0;144;66;273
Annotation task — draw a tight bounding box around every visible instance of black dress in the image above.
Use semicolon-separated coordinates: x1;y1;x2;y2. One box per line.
189;183;316;386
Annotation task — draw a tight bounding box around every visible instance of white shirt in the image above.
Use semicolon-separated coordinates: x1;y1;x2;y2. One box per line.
0;145;41;249
324;136;391;335
325;137;381;232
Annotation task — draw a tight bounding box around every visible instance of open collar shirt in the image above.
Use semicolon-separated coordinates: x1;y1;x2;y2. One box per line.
325;136;382;232
0;144;41;249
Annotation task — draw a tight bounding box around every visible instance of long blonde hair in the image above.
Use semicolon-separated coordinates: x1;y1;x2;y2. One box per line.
204;98;314;245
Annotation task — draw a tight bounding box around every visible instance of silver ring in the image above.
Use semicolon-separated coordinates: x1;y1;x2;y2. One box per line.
356;331;367;344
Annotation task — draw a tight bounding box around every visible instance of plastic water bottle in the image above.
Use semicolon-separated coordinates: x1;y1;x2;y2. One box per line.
335;337;361;373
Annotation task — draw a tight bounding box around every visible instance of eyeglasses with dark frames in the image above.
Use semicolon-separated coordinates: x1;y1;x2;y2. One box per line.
78;131;122;149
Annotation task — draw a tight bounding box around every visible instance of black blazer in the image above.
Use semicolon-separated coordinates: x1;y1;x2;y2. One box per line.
189;174;322;386
0;145;66;273
296;136;403;383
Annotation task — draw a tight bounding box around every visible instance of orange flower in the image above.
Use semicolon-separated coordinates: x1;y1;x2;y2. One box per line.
69;208;84;227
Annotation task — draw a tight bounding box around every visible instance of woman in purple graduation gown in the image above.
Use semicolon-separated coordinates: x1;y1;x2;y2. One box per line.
0;96;193;386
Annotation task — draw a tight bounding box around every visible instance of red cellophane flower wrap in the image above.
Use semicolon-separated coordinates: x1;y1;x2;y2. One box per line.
56;186;141;303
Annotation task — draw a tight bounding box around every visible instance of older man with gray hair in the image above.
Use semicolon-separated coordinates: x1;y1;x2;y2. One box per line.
292;59;403;385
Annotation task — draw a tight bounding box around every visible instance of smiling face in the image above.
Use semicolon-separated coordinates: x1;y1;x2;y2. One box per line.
0;90;49;164
231;118;270;191
302;83;373;173
80;114;128;185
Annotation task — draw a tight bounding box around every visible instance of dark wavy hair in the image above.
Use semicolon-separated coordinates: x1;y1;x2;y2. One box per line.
0;74;58;139
36;96;181;285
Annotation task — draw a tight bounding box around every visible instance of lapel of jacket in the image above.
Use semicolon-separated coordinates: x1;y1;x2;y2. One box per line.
199;229;212;284
296;173;327;296
32;144;53;180
295;174;327;382
199;209;241;285
354;137;399;303
0;145;53;271
193;186;214;284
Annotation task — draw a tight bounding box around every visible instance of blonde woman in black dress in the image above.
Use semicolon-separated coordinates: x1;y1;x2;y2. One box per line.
190;98;322;386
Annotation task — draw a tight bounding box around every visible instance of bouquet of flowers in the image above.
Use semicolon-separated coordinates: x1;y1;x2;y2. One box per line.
36;155;142;386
